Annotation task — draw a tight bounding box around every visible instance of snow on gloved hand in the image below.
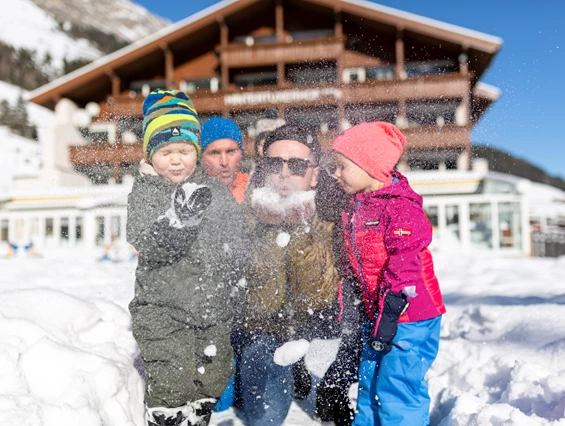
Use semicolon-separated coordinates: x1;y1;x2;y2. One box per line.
369;289;408;355
165;182;212;228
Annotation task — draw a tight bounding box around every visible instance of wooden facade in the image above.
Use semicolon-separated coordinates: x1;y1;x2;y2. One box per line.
29;0;502;183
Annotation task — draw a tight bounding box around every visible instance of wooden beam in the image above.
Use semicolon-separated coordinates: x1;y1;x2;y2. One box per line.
334;8;343;39
276;1;284;42
163;47;174;90
220;20;228;47
113;163;122;183
459;47;469;75
220;22;229;90
335;8;344;86
395;29;405;80
277;62;285;87
397;98;407;129
107;72;121;98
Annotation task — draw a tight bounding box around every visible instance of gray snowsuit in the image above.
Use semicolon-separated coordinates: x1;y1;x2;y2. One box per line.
127;165;249;408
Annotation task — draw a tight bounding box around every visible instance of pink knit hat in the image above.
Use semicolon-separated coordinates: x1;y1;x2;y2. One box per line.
331;122;406;186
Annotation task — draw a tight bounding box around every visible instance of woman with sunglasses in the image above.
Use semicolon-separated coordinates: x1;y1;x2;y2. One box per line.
237;124;360;426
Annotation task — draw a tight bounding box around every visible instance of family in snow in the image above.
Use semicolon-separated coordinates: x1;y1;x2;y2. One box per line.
126;89;446;426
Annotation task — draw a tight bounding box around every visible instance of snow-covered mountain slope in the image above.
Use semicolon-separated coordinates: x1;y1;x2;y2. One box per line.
0;0;168;156
30;0;169;45
0;0;168;72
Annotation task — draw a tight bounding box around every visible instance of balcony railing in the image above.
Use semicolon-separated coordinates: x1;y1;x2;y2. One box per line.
99;72;469;118
220;37;344;68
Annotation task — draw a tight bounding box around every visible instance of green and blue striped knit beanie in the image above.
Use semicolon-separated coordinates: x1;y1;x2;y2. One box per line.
142;89;201;163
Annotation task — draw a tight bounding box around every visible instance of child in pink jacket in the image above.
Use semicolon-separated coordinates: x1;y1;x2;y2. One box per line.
332;122;446;426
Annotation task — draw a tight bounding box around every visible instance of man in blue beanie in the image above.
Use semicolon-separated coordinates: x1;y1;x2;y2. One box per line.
200;117;249;204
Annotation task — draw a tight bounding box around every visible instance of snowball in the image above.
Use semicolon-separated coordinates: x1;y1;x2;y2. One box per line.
273;339;310;366
276;232;291;248
203;345;217;357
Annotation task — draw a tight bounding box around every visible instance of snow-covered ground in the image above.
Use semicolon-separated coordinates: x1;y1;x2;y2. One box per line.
1;247;564;425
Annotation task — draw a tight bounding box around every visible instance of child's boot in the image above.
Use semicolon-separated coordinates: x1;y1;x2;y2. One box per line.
146;405;190;426
186;399;217;426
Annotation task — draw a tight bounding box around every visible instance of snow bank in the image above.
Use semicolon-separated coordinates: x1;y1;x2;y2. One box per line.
1;249;565;425
0;252;144;425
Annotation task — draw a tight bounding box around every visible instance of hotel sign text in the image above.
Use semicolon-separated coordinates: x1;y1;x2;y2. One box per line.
224;88;343;106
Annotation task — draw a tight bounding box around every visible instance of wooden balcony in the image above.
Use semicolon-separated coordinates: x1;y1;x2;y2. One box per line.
402;125;471;150
220;38;344;68
316;124;470;151
69;142;144;165
68;124;469;169
98;72;471;118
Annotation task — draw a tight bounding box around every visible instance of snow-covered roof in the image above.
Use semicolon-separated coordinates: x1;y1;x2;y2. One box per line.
343;0;503;47
473;82;502;101
0;183;131;211
526;181;565;218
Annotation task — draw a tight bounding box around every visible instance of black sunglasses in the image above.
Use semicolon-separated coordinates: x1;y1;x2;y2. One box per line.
263;156;315;177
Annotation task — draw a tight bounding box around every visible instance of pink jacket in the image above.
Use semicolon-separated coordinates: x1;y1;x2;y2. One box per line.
342;172;445;323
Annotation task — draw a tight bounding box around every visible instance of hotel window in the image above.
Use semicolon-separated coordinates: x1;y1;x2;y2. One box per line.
180;77;220;93
30;218;40;240
287;29;334;41
45;218;54;237
232;67;277;88
345;102;398;126
111;216;121;239
96;216;105;245
470;203;492;249
406;99;458;127
446;205;460;241
404;60;458;77
286;61;337;84
1;219;8;241
230;110;267;136
76;217;83;241
285;106;338;133
498;202;522;249
60;217;69;240
366;65;395;81
130;80;167;96
15;219;24;240
424;206;439;229
233;34;278;44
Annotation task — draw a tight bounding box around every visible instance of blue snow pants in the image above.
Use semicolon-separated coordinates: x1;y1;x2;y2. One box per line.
353;316;442;426
239;335;294;426
215;359;236;412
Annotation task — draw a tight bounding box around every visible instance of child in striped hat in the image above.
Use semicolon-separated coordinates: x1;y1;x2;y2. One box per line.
127;89;250;426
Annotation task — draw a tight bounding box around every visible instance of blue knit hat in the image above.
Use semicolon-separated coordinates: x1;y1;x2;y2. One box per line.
142;89;200;163
201;117;244;153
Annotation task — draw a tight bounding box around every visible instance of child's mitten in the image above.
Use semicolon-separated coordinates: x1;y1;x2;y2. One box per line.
173;183;212;227
369;290;408;355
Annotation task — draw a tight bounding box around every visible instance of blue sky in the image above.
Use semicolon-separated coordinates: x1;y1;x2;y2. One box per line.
136;0;564;178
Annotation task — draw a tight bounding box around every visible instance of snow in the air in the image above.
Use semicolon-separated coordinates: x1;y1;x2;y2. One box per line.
1;245;565;425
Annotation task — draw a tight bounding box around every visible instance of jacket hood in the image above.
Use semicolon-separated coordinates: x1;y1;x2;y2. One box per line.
353;171;422;207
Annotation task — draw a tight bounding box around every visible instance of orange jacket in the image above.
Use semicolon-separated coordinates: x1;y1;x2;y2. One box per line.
230;171;250;204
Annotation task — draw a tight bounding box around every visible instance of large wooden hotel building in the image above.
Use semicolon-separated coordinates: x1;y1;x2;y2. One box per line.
3;0;532;256
29;0;502;184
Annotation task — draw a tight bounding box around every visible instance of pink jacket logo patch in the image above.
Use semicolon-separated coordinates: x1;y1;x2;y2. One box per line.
394;227;412;237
